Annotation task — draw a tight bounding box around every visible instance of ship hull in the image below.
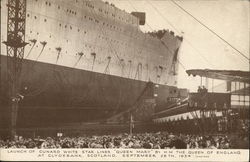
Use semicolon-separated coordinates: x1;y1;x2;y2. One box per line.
0;0;185;131
0;55;180;128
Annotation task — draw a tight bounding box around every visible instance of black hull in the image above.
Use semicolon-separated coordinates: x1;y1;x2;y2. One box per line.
0;55;180;128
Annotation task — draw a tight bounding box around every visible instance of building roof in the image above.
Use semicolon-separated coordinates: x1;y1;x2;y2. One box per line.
186;69;250;83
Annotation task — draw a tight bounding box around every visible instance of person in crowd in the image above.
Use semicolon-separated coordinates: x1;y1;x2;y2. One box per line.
0;131;237;149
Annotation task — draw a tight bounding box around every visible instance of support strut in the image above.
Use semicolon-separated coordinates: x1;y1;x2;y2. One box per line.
3;0;28;138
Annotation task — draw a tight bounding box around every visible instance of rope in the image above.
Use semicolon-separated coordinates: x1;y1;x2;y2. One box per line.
171;0;249;61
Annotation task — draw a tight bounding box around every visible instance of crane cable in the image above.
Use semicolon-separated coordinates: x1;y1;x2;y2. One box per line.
170;0;249;62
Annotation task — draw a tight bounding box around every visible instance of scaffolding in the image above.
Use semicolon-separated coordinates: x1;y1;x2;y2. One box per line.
3;0;28;138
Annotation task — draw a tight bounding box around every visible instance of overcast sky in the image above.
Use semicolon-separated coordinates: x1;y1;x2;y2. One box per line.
108;0;249;92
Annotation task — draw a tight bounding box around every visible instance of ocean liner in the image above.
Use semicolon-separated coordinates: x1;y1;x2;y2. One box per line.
0;0;186;128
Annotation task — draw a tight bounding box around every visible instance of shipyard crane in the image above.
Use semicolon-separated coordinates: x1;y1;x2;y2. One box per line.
3;0;28;138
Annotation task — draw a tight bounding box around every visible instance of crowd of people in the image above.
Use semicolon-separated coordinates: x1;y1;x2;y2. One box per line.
0;132;238;149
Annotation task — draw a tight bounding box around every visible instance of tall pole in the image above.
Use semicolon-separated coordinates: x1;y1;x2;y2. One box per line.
129;113;134;135
3;0;27;139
